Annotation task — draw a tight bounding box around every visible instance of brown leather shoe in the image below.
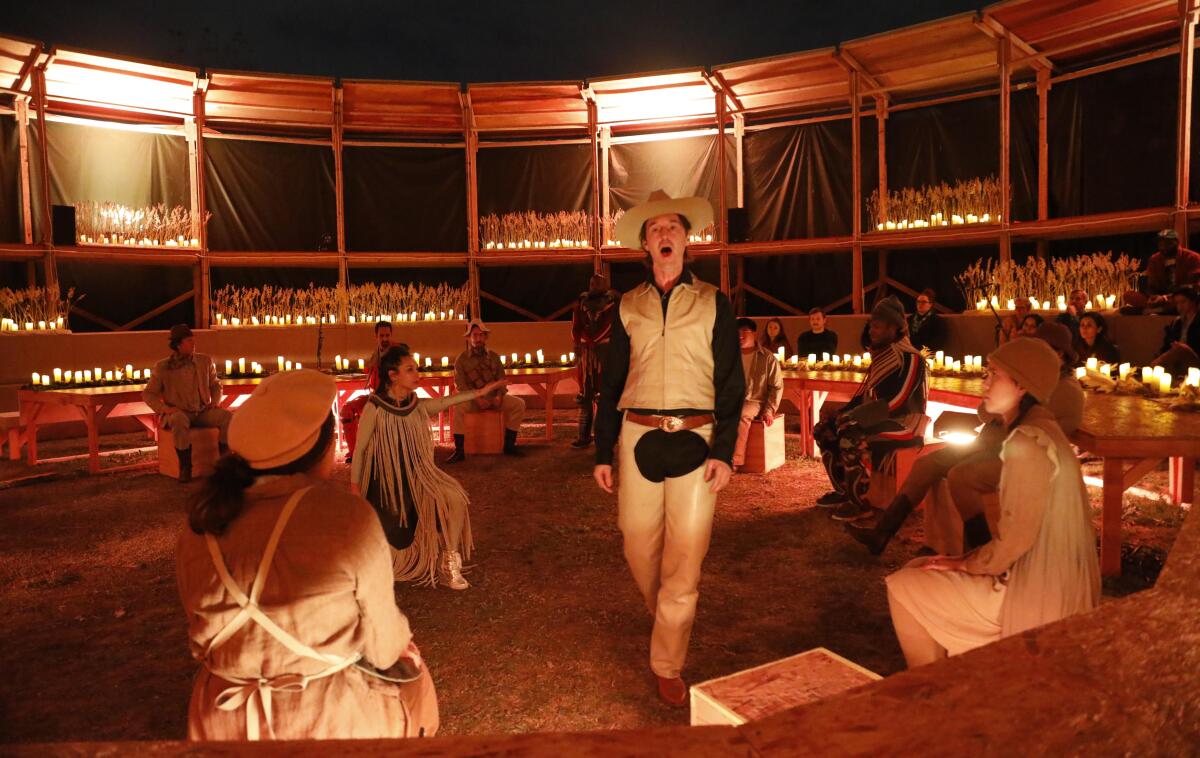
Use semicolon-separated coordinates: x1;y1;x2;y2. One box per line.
656;674;688;707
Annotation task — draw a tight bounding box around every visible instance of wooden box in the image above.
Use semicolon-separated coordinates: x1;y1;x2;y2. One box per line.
158;426;221;479
690;647;880;726
463;410;505;455
741;415;785;474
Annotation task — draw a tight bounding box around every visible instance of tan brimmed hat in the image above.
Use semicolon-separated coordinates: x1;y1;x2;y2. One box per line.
614;189;713;249
228;369;336;470
987;337;1060;404
463;318;491;337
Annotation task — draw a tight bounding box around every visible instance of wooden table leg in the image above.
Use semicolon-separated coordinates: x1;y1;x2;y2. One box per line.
84;405;101;475
22;400;44;466
1169;457;1195;506
1101;457;1125;577
543;380;557;442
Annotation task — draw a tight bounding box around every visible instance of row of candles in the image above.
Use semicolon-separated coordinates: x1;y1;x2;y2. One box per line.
485;239;590;250
213;310;461;327
1076;359;1200;394
2;316;66;332
30;364;152;386
876;212;997;231
973;294;1119;312
77;234;201;247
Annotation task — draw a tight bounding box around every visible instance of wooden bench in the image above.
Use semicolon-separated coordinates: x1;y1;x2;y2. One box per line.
0;412;23;461
463;410;505;455
741;415;786;474
158;427;221;479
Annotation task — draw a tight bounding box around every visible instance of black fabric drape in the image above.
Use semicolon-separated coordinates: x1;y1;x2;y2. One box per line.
205;138;336;252
56;260;193;332
479;263;590;322
343;146;466;252
0;115;21;243
477;143;591;215
743;120;854;240
1050;56;1175;217
45;120;189;211
608;134;734;216
1010;90;1038;222
880;246;1000;313
887;98;999;194
742;253;855;315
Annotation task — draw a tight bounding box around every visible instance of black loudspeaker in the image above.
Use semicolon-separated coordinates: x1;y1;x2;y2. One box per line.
52;205;76;246
727;207;750;243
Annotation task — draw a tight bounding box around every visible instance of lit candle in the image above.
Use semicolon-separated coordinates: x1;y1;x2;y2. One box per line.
278;355;285;372
126;363;133;377
32;372;40;386
425;357;432;368
789;355;799;366
285;360;293;370
524;353;532;364
500;355;507;365
105;370;113;381
1075;366;1086;379
1141;367;1153;385
335;355;342;371
569;352;576;361
1100;364;1111;379
935;350;944;367
808;353;817;364
38;320;46;330
536;350;545;364
1106;295;1116;309
560;353;568;364
1086;357;1098;371
24;322;33;331
832;355;841;366
225;360;233;375
414;352;421;365
358;358;365;370
1189;367;1200;387
53;368;62;383
254;363;263;375
238;357;246;374
1154;366;1165;378
1160;373;1173;394
441;356;449;368
1005;299;1015;311
84;370;92;382
821;352;830;362
777;346;786;361
231;317;240;327
296;363;302;370
1119;363;1131;380
57;316;64;328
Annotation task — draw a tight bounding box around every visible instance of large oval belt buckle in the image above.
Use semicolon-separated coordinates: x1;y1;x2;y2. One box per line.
659;416;684;433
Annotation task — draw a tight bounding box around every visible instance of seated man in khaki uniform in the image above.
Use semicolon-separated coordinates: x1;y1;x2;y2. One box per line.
733;317;784;470
448;319;525;462
143;324;232;483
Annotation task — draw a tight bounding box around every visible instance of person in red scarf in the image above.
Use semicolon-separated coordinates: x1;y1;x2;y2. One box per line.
570;273;620;448
341;320;394;463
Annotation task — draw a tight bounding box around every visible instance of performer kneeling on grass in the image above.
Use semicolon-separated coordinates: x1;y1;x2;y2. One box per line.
351;344;506;589
177;369;438;740
884;338;1100;668
594;190;744;707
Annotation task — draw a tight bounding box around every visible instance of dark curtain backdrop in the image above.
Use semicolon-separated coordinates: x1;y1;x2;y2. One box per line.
477;142;591;215
0;262;32;289
880;246;1001;313
57;261;193;332
343;145;466;252
0;115;21;243
742;252;856;315
609;134;734;218
479;263;590;322
205;138;336;252
1051;56;1175;217
45;120;189;212
886;97;1000;195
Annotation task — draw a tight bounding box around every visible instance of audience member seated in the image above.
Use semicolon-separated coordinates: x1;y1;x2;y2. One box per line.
1075;312;1121;366
449;319;526;462
733;318;784;471
1055;289;1089;338
143;324;232;483
883;338;1100;669
1019;313;1043;337
759;317;791;357
796;307;838;358
813;296;927;523
996;298;1032;344
176;369;438;739
1124;229;1200;314
908;288;948;353
1150;286;1200;376
340;320;395;463
846;323;1084;556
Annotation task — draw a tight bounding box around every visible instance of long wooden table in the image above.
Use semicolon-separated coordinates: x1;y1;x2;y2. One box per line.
782;369;1200;576
16;366;575;475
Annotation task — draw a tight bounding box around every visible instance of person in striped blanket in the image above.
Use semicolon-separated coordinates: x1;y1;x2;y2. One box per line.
813;296;928;522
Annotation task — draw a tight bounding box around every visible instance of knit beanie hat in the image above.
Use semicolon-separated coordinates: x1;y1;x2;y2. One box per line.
870;296;907;331
1034;321;1077;366
987;337;1060;404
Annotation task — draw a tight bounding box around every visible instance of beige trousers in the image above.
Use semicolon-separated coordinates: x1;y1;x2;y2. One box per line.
617;417;716;679
732;400;763;467
925;459;1003;555
451;393;525;432
163;407;232;450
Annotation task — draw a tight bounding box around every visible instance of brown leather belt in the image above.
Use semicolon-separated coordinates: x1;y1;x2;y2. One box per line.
626;412;714;433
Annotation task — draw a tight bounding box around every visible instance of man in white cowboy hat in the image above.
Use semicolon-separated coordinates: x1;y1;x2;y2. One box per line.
593;190;744;706
448;318;525;462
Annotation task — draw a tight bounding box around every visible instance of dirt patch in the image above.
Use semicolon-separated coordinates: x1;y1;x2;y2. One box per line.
0;416;1186;742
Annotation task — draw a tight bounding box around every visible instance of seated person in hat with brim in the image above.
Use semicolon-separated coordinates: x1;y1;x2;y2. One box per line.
143;324;232;483
448;319;525;462
1124;228;1200;314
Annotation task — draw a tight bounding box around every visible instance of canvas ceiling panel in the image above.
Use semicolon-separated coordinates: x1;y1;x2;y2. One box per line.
56;260;193;332
0;115;20;242
477;142;592;216
343;146;466;252
45;119;189;209
1050;56;1175;217
205;138;336;252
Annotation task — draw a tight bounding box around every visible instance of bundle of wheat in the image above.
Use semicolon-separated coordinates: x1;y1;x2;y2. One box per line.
869;176;1003;231
211;282;470;327
955;252;1141;310
74;201;208;248
0;286;79;331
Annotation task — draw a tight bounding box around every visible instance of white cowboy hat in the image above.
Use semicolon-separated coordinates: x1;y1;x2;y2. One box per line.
614;189;714;249
462;318;491;336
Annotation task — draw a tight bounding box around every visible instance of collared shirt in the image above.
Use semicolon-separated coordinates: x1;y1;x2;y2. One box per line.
595;268;744;465
144;352;221;414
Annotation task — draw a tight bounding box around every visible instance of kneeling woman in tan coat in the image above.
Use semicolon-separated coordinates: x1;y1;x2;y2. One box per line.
885;338;1100;667
177;369;437;740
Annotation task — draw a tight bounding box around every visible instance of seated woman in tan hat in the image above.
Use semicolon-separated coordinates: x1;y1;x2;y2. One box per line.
176;369;438;741
351;345;507;589
884;338;1100;668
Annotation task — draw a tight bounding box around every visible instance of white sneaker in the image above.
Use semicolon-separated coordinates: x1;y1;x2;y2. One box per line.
439;551;470;590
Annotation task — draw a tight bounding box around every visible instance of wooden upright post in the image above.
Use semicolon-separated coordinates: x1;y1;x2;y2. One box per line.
333;86;349;322
15;98;33;245
588;98;602;273
1176;0;1199;244
998;36;1013;263
32;64;58;300
192;85;211;328
850;70;863;314
733;112;745;209
1036;67;1050;258
876;97;888;296
716;91;730;295
462;97;482;319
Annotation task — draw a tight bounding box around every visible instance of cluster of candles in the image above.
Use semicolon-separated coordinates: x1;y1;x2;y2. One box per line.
928;351;985;373
213;310;461;327
598;235;715;247
1;316;65;332
30;364;152;386
973;294;1118;312
876;212;997;231
333;356;368;371
484;239;590;250
496;350;575;367
77;234;200;248
777;349;873;369
1076;359;1200;394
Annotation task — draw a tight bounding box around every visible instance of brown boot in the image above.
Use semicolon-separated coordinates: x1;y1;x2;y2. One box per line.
177;447;193;484
844;494;914;555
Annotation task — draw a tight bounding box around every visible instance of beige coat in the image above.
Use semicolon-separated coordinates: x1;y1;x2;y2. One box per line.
742;345;784;415
177;474;422;740
888;405;1100;655
144;352;222;414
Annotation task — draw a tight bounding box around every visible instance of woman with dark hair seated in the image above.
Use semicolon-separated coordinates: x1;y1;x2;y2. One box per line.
177;370;438;740
883;339;1100;668
1019;313;1044;337
759;317;791;357
1075;312;1121;366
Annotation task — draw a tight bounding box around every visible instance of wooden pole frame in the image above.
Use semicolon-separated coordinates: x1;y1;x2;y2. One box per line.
716;91;730;295
588;98;602;272
1176;0;1199;243
462;94;482;320
850;70;863;314
192;85;211;328
1036;67;1050;258
32;64;58;301
333;86;349;322
15;97;33;246
998;35;1012;263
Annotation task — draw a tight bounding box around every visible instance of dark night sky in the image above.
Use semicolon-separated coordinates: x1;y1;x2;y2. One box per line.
7;1;984;82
